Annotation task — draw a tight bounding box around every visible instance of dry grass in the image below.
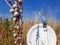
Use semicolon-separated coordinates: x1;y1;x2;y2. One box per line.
0;15;60;45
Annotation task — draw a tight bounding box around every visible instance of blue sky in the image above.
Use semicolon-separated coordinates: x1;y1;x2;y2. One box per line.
0;0;60;21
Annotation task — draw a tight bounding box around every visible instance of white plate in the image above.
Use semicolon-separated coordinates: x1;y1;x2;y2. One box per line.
27;23;57;45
